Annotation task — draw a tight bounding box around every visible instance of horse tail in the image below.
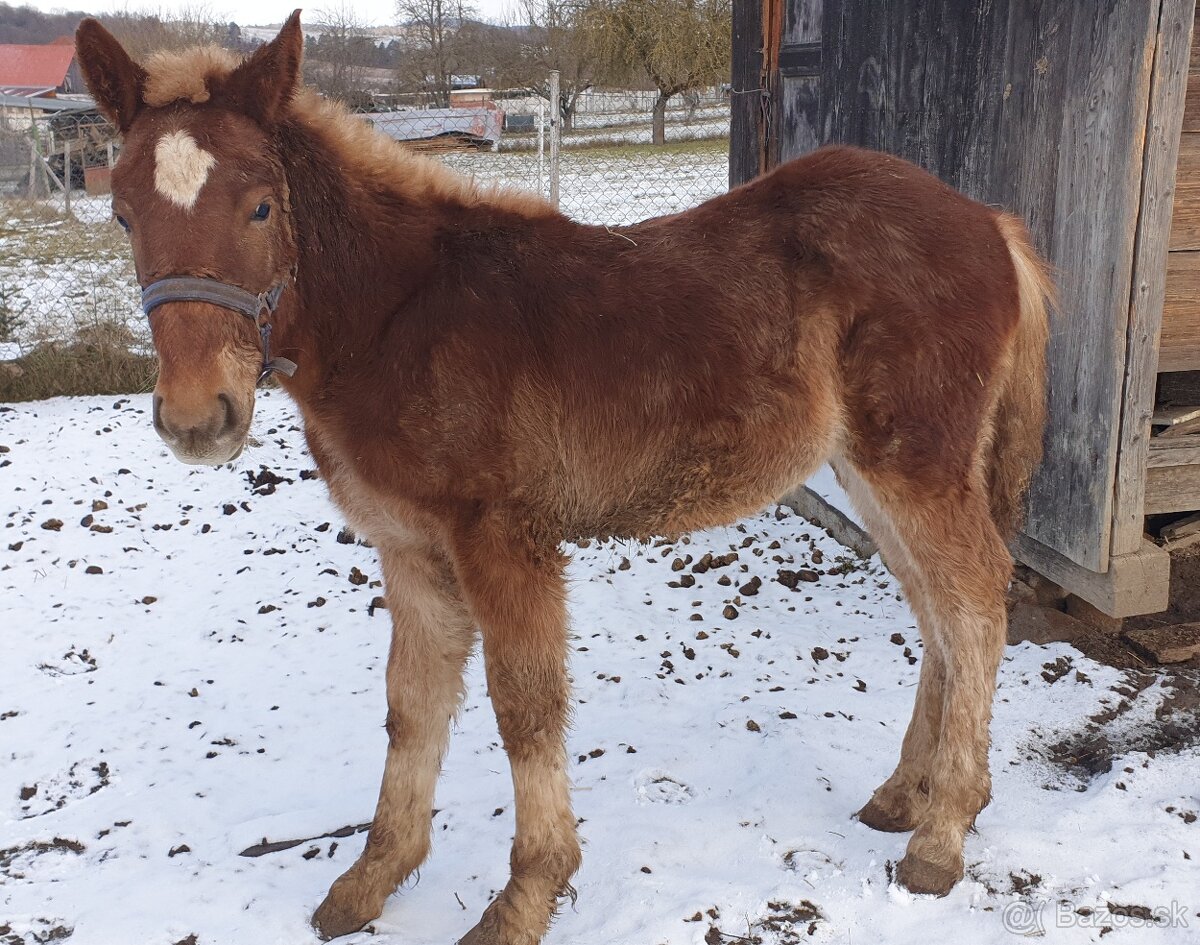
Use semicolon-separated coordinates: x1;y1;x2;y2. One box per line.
987;213;1055;541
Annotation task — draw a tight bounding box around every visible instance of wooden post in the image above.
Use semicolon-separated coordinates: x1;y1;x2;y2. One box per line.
106;140;115;167
1111;0;1197;556
758;0;784;176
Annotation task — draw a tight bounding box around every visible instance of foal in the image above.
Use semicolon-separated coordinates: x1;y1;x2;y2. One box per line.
76;13;1052;943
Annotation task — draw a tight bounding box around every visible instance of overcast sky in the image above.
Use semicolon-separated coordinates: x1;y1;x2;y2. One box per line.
21;0;517;29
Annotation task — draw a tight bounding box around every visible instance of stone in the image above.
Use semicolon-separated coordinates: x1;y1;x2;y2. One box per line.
1006;599;1088;646
1122;623;1200;665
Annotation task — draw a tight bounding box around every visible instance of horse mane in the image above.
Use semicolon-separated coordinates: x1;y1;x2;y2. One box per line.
139;45;556;219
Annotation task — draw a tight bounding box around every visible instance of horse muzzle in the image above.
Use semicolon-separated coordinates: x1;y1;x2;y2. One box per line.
153;391;248;465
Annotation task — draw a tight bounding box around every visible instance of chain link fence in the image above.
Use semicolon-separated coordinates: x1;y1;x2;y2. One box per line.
0;75;729;396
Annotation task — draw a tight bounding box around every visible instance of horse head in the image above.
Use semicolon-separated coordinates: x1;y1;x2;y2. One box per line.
76;12;304;464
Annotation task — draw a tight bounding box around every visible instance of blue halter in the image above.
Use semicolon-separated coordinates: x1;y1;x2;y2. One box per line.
140;276;297;384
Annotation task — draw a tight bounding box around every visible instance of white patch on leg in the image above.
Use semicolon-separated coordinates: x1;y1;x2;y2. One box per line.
154;130;216;210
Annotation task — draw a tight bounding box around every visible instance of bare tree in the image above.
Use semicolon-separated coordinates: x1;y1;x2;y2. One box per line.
396;0;478;107
104;3;228;59
583;0;730;145
309;2;371;103
501;0;597;130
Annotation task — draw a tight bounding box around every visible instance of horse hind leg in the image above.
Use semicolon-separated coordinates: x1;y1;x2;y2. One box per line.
833;459;943;834
838;460;1011;895
450;517;581;945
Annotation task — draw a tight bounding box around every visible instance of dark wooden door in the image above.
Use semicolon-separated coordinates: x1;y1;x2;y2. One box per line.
733;0;1164;573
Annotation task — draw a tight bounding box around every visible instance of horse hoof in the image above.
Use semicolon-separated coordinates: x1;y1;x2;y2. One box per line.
457;899;536;945
855;796;919;833
895;853;962;897
457;908;506;945
311;894;374;941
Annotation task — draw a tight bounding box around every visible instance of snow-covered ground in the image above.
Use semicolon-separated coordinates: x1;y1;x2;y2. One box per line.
2;393;1198;945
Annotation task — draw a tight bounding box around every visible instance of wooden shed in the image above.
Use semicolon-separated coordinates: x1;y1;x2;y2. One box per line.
732;0;1200;617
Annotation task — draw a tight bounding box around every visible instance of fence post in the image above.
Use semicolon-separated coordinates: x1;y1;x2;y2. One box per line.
26;103;41;199
27;133;38;199
63;138;72;216
537;97;545;195
548;70;560;209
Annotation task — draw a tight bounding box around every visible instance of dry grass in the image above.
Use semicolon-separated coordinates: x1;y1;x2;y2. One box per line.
0;318;156;402
1;198;151;402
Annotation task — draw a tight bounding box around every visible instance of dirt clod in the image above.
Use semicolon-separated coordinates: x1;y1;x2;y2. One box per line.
1123;624;1200;665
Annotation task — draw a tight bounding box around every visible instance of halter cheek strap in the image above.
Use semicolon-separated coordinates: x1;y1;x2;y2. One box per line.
140;276;298;384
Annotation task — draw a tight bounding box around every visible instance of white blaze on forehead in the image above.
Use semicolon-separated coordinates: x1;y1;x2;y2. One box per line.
153;130;216;210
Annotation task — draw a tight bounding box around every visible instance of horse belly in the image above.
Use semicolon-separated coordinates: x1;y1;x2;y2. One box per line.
561;396;836;541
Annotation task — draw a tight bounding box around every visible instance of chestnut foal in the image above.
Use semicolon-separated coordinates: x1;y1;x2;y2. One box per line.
76;13;1052;943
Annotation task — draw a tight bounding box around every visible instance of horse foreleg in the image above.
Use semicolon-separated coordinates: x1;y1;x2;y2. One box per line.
313;539;475;939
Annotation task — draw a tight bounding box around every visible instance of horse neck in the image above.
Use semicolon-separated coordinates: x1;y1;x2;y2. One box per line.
274;120;441;393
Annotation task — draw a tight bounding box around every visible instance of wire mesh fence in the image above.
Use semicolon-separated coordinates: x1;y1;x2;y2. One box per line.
0;76;729;395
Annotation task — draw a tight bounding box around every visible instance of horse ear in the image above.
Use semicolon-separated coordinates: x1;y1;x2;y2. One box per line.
75;18;146;133
222;10;304;125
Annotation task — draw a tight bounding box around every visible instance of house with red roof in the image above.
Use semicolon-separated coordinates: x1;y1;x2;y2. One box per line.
0;36;84;98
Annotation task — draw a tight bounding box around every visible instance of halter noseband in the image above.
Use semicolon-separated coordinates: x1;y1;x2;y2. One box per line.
141;276;298;384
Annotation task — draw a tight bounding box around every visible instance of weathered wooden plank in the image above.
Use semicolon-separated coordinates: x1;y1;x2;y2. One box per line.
1152;403;1200;427
821;0;888;153
1146;461;1200;511
1015;535;1170;618
776;0;823;164
1193;7;1200;70
1160;510;1200;548
779;76;822;160
1169;132;1200;247
1112;0;1196;557
1148;432;1200;466
1163;247;1200;303
1014;2;1157;571
1158;340;1200;371
1161;250;1200;369
1149;446;1200;466
777;485;877;558
1182;70;1200;130
1159;346;1200;372
1157;368;1200;400
730;0;766;187
813;1;1157;572
784;0;821;43
762;0;786;174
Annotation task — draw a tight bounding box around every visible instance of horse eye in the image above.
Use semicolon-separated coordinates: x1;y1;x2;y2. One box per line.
115;215;130;232
252;203;271;221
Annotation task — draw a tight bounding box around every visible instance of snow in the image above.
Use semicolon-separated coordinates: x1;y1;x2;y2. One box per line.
2;392;1198;945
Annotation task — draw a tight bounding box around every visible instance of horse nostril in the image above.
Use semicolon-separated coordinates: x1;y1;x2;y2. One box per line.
152;394;166;436
216;393;239;435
